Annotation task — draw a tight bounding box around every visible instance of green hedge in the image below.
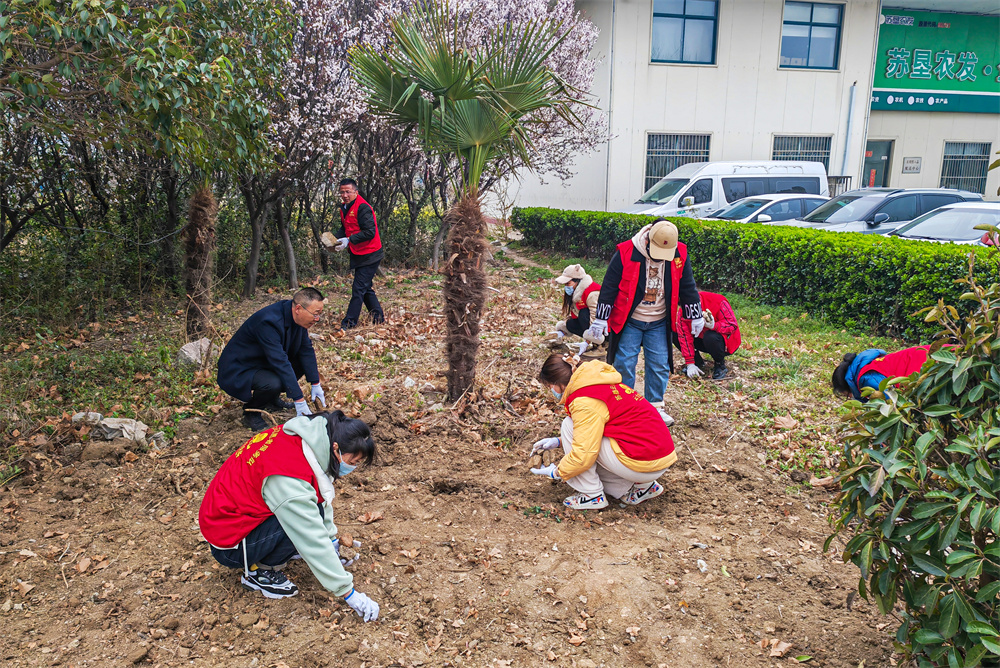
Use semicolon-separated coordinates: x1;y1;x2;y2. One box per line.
511;207;1000;340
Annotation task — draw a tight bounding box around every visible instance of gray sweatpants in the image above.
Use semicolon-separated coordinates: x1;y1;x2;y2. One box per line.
559;416;667;499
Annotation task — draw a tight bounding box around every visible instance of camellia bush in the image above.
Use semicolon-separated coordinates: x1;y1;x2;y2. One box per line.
826;266;1000;667
511;207;1000;340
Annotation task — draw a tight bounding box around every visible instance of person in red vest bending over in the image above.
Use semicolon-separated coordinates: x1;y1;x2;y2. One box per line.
674;291;741;380
333;178;384;329
549;264;602;342
528;354;677;510
832;345;932;400
584;220;703;406
198;411;380;621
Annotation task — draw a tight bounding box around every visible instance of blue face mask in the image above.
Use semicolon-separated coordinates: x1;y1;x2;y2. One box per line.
338;461;356;476
551;388;562;400
564;285;575;296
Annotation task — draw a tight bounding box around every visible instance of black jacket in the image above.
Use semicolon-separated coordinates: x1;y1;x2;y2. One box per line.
338;198;384;269
595;243;701;369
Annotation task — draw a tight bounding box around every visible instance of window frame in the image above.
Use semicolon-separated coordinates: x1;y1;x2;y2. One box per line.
643;132;711;194
650;0;720;66
779;1;844;71
939;141;992;195
771;135;833;170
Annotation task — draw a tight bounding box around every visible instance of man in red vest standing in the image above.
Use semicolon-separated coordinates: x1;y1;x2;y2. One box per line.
333;178;384;329
584;220;703;405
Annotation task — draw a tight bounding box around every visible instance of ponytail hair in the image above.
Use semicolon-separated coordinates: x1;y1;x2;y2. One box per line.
538;353;578;387
310;410;377;479
831;353;857;395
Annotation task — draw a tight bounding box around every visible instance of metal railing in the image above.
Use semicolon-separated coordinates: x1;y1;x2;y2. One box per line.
644;133;710;192
940;142;991;195
772;135;832;169
828;175;852;196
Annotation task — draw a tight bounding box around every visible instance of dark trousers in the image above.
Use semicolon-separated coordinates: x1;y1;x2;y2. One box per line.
210;503;324;571
342;262;383;329
243;369;283;415
565;308;592;337
672;330;728;366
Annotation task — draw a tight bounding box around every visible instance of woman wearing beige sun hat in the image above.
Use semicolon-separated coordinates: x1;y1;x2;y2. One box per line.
548;264;602;342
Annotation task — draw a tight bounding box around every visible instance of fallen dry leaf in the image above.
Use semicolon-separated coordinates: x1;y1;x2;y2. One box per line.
76;557;91;573
626;626;641;636
775;414;799;430
19;549;37;558
17;581;35;596
810;475;836;488
567;633;586;646
358;511;384;524
769;639;793;657
399;549;420;560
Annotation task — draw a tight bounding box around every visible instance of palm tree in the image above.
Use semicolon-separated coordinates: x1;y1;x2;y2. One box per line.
351;0;587;401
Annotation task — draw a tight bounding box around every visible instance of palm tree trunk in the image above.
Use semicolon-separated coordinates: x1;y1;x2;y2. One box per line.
443;192;489;401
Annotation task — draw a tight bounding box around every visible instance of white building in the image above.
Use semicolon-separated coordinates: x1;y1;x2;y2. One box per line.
509;0;1000;211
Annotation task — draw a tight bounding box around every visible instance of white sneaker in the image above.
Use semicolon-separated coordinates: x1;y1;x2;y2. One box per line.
650;403;675;427
622;481;664;506
563;492;609;510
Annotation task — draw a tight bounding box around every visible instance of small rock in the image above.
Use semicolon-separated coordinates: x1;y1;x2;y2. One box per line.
790;470;809;483
342;639;359;654
71;412;103;426
203;614;218;627
175;338;214;368
236;613;258;629
162;617;180;630
176;647;190;659
80;440;127;463
150;629;168;639
355;335;365;343
403;377;416;389
127;646;149;664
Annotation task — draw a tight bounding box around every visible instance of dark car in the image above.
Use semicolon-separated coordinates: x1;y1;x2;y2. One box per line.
768;188;984;235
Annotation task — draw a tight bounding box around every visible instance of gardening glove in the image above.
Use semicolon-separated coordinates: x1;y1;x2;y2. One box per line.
686;364;703;379
344;589;380;622
703;309;716;330
311;383;326;408
530;436;561;457
690;317;706;338
530;463;561;480
577;340;589;357
295;399;313;417
332;537;362;567
547;330;565;340
584;318;608;344
334;237;349;252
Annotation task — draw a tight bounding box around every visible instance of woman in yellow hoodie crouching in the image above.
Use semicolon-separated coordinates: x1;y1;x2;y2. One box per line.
529;354;677;510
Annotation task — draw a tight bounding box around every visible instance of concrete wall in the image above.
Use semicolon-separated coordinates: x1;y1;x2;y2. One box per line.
867;111;1000;200
512;0;881;212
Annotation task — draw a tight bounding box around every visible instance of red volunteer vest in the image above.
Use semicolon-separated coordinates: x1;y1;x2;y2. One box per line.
608;241;688;334
570;282;602;320
856;345;931;385
565;383;675;461
700;291;741;354
199;426;323;549
340;194;382;255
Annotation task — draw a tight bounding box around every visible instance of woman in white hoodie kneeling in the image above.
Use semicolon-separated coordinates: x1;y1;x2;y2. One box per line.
198;411;380;621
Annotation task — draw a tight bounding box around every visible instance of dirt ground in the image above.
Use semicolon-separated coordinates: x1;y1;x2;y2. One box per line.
0;248;896;667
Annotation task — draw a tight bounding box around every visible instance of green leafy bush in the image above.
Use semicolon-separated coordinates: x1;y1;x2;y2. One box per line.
511;207;1000;340
826;272;1000;667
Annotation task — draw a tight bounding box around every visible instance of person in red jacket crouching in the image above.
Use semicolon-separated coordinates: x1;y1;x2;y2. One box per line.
198;411;380;621
528;354;677;510
674;291;741;380
832;345;931;401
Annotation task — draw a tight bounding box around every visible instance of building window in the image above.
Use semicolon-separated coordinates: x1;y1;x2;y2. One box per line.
772;135;833;169
651;1;718;65
780;2;842;69
645;133;710;192
940;142;991;194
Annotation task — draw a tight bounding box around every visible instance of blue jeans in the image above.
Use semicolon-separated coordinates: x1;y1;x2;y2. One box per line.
613;318;671;403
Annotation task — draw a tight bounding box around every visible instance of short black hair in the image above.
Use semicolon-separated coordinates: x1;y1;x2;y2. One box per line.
832;353;857;395
312;410;377;479
292;287;324;307
338;178;358;190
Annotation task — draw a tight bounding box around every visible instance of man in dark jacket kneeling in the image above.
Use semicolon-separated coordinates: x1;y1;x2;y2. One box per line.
217;288;327;431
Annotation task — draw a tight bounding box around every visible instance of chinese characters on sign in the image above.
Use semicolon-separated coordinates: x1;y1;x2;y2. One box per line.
885;47;985;82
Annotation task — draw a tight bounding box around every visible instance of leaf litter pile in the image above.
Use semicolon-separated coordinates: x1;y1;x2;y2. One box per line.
0;252;896;667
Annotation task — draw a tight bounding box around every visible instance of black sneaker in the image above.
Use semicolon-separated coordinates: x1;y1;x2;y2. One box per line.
241;412;268;432
266;398;295;411
240;569;298;599
712;362;729;380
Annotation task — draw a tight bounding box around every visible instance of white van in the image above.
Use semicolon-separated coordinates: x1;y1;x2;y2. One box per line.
621;161;829;218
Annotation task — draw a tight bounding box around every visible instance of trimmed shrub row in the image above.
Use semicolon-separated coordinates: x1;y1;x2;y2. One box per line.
511;207;1000;340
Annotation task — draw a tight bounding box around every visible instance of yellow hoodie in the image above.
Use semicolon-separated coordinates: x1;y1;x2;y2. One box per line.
556;360;678;480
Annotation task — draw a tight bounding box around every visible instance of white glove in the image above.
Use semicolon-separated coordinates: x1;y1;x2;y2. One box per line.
703;309;716;330
344;589;379;622
311;383;326;407
334;237;349;252
686;363;703;379
530;463;561;480
548;330;565;340
690;317;705;338
577;340;588;357
332;537;362;567
295;399;313;417
530;436;561;456
584;318;608;343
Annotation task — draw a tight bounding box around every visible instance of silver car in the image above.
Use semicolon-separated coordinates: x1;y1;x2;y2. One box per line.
890;202;1000;245
704;193;829;223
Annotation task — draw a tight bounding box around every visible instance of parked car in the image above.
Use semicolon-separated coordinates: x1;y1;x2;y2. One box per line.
771;187;984;235
703;193;829;223
889;202;1000;245
623;161;829;219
